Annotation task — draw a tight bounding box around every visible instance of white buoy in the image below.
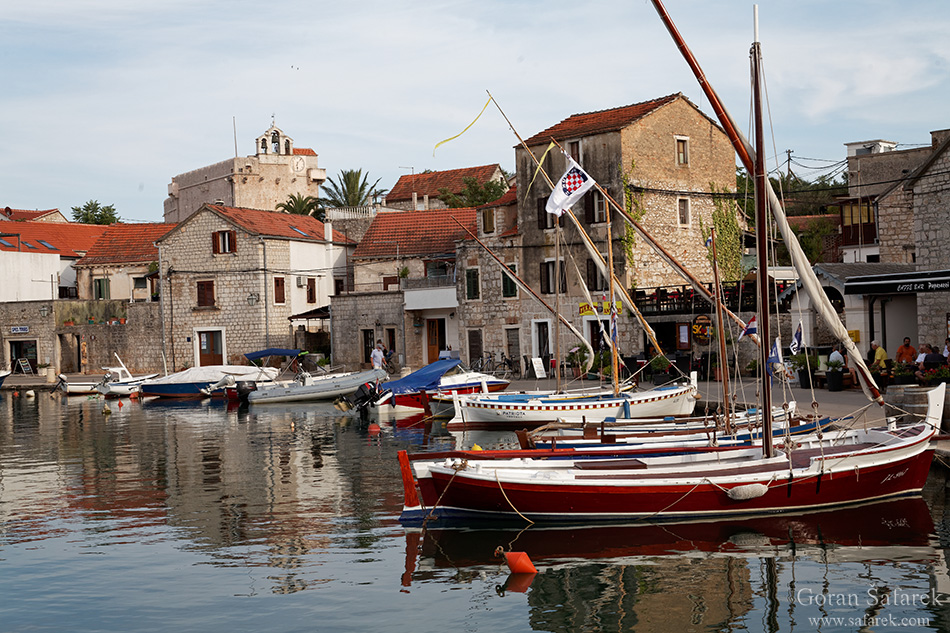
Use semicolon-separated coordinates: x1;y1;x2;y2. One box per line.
727;483;768;501
25;390;35;399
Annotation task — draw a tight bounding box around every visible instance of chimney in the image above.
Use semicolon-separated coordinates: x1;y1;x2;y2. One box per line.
325;220;333;242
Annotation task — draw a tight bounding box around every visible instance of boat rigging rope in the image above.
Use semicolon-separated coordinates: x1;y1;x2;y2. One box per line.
421;460;469;528
494;470;534;525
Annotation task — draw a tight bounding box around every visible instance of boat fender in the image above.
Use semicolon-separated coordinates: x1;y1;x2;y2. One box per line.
726;483;768;501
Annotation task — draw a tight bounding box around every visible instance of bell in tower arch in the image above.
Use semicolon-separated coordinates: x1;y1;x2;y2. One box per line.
272;131;281;154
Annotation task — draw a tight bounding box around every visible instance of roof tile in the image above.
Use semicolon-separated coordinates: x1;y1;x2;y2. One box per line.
387;164;502;202
76;223;177;266
0;221;108;257
353;208;477;258
206;205;353;244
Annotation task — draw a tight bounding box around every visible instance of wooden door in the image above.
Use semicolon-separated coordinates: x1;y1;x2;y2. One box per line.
198;330;223;366
426;319;441;364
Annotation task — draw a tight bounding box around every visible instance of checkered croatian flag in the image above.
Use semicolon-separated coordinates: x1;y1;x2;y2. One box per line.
546;157;596;217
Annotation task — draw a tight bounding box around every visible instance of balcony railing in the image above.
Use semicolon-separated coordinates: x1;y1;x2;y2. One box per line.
632;280;795;316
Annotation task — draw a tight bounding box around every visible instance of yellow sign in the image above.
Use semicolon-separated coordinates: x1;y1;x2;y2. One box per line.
579;301;623;317
848;329;861;343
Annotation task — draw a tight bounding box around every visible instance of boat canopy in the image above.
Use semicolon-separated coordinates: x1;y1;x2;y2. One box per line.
381;359;461;394
244;349;301;361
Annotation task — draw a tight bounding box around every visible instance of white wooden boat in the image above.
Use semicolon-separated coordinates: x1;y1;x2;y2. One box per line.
246;368;387;404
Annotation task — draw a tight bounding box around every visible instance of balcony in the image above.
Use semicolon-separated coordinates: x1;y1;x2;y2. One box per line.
633;279;794;316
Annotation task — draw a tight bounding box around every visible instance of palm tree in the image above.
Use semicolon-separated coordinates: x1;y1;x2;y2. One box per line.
276;193;322;219
321;169;386;208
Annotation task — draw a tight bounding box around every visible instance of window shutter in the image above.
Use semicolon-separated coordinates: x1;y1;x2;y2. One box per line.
229;230;237;252
559;261;567;293
537;197;546;230
586;259;596;289
540;262;550;294
212;233;220;254
585;193;594;223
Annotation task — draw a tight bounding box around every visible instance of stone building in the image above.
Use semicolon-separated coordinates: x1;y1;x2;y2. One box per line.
74;223;176;302
156;204;353;370
456;94;736;366
383;164;507;211
331;207;477;370
1;207;68;223
163;124;327;224
453;187;525;371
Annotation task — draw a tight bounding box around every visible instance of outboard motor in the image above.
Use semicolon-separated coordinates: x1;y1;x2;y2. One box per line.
236;380;257;403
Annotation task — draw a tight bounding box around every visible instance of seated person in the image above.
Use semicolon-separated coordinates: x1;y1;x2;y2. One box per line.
829;344;857;385
915;344;947;382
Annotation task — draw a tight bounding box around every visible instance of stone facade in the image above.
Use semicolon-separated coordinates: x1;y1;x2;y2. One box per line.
163;125;327;224
908;142;950;346
157;206;349;371
876;186;916;263
500;95;736;363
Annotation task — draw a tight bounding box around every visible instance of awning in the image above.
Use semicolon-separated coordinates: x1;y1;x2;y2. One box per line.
245;348;300;361
288;305;330;320
844;269;950;295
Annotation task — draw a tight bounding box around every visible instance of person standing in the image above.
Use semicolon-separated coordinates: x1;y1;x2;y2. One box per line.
869;340;888;372
895;337;916;364
371;341;385;369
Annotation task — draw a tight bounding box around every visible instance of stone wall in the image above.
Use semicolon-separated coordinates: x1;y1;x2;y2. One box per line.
877;186;916;263
911;146;950;345
330;291;407;370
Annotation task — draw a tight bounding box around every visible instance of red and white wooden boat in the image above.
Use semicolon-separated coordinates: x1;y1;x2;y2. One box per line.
398;384;943;524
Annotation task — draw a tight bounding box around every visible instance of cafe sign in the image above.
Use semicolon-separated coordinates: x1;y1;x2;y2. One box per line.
579;301;623;317
692;315;711;345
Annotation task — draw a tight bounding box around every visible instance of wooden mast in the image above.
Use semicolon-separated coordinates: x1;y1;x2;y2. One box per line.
709;228;732;433
606;194;620;395
752;6;774;458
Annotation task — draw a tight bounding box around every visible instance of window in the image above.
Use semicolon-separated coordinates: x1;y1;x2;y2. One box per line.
537;197;563;230
502;264;518;298
334;278;345;295
212;230;236;254
585;188;609;224
21;240;37;249
93;278;111;300
569;140;581;162
197;280;215;307
676;137;689;165
383;276;399;291
466;268;480;300
586;259;607;292
274;277;285;304
133;277;147;289
37;239;57;250
482;208;495;234
468;329;483;365
677;198;690;226
540;260;565;295
426;261;448;279
306;277;316;303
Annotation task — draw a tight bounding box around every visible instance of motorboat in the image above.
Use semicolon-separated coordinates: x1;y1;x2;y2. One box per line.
372;359;508;416
246;367;387;404
139;365;279;398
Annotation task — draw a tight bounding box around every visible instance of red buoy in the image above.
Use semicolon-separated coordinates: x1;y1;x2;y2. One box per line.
504;551;537;574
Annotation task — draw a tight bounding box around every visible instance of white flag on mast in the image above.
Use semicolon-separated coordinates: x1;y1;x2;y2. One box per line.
546;156;596;217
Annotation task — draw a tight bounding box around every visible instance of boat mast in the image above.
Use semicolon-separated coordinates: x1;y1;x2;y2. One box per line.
555;221;562;391
752;6;774;458
709;228;732;433
606;197;620;396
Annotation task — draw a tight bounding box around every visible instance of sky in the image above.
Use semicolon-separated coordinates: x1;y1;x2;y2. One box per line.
4;0;950;223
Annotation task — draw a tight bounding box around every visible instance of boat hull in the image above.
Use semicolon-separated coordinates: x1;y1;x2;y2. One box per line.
247;369;386;404
447;382;698;430
407;446;933;524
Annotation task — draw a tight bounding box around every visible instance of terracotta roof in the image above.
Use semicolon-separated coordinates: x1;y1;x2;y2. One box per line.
386;165;502;202
1;207;63;221
293;148;317;156
787;214;840;229
75;223;177;267
168;204;354;244
477;185;517;209
0;221;108;258
353;208;477;258
521;94;683;146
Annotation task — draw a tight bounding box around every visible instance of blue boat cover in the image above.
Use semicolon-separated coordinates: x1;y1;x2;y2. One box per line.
244;348;300;361
381;359;461;394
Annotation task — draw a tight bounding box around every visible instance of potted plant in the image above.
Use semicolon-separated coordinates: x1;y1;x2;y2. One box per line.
826;358;844;392
650;355;671;384
709;352;722;382
744;358;758;377
892;362;916;385
566;346;589;378
787;353;818;388
924;365;950;386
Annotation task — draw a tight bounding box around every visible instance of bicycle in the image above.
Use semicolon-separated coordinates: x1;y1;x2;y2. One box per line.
497;351;521;381
383;349;397;374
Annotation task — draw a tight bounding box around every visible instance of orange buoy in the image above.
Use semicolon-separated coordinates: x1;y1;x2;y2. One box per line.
130;391;139;400
504;551;537;574
368;423;381;436
117;400;124;408
503;572;537;593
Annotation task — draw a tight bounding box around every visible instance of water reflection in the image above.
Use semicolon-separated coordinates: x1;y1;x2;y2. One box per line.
3;393;950;632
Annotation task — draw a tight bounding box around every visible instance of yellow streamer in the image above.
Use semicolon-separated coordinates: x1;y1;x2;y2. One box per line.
523;141;556;205
433;96;492;156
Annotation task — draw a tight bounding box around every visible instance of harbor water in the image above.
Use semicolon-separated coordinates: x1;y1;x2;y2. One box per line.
3;391;950;632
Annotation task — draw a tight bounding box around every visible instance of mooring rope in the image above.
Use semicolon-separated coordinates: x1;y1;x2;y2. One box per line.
494;470;534;525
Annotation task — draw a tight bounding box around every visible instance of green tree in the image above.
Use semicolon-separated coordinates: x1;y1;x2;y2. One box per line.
321;169;385;208
437;177;507;208
701;184;745;282
277;193;322;220
71;200;119;224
